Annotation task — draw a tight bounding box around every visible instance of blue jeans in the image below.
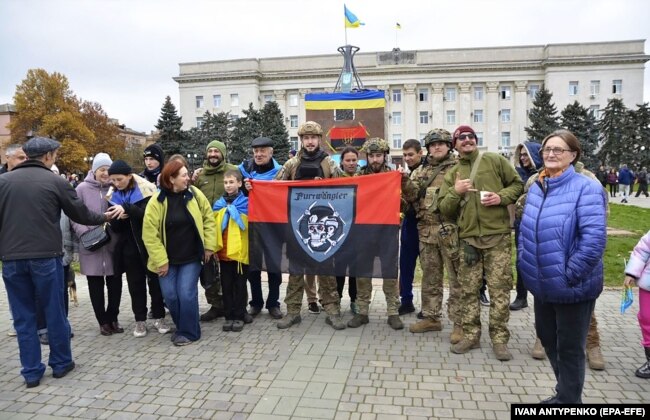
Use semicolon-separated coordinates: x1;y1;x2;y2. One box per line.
159;262;201;341
248;270;282;309
534;297;596;404
2;258;72;383
399;213;419;304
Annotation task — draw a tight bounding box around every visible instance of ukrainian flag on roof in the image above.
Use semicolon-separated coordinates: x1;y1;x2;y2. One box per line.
305;91;385;110
344;5;364;28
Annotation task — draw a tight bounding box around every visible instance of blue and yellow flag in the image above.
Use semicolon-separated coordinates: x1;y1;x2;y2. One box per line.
344;5;363;28
396;22;402;29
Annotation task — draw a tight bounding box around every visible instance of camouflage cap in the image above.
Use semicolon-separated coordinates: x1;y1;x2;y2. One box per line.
361;137;390;154
423;128;452;148
298;121;323;136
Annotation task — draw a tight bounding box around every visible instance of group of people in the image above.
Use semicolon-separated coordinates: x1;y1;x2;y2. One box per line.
1;120;646;407
597;163;649;202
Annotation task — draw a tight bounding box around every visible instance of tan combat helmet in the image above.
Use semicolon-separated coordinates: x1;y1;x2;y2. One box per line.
423;128;453;149
297;121;323;137
361;137;391;154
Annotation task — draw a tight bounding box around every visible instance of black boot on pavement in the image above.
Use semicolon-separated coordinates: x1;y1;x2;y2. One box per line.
509;298;528;311
635;347;650;379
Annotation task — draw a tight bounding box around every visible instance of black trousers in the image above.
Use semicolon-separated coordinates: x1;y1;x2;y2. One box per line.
336;276;357;302
87;275;122;325
635;182;649;197
123;255;165;322
220;261;249;321
534;297;595;404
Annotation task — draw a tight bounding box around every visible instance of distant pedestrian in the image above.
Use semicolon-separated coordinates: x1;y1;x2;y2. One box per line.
635;167;648;198
607;168;618;197
618;164;634;203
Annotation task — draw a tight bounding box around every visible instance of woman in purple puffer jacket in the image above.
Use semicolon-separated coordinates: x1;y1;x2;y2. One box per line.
624;230;650;379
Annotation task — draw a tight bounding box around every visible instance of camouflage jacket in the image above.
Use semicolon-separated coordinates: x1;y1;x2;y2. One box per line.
275;150;341;180
402;154;457;240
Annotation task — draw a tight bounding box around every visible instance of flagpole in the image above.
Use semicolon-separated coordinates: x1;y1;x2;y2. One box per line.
345;25;348;45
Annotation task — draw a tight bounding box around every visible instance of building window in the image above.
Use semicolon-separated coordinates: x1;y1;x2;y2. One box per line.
612;79;622;94
419;133;427;146
196;117;204;129
195;96;204;108
418;88;429;102
501;132;511;147
392;112;402;125
528;84;540;99
444;87;456;102
289;93;299;106
419;111;429;124
335;109;354;121
228;114;239;122
290;115;298;128
500;85;511;100
213;94;221;107
474;86;484;101
230;94;239;107
290;136;299;151
263;94;274;103
392;134;402;149
473;110;483;123
476;132;484;147
589;105;601;119
568;81;579;96
590;81;600;96
501;109;511;123
392;89;402;102
446;110;456;125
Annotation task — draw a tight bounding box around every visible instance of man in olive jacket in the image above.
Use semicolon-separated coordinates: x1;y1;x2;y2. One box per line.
193;140;239;322
438;125;523;361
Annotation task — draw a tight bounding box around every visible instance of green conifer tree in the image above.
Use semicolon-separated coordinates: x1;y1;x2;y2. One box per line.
154;96;184;156
560;101;599;171
525;88;560;142
597;98;629;167
260;101;291;163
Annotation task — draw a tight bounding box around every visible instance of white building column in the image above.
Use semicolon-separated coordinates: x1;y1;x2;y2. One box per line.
274;90;287;117
299;88;311;124
486;81;500;152
431;83;444;128
458;82;472;125
514;81;528;146
404;84;417;140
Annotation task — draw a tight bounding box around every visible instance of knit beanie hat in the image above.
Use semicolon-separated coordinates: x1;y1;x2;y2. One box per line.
108;160;133;175
206;140;227;158
92;153;113;172
452;125;477;147
143;144;164;166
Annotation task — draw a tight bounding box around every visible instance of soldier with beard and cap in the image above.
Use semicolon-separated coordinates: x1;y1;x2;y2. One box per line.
347;137;404;330
274;121;346;330
193;140;239;322
401;129;462;341
140;144;164;186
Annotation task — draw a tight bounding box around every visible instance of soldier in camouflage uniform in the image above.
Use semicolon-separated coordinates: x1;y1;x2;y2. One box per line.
438;125;523;361
275;121;346;330
347;138;404;330
401;129;462;341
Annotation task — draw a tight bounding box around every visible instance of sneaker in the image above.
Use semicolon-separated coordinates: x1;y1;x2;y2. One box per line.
308;302;320;314
133;321;147;337
173;335;193;347
39;333;48;345
350;302;360;315
232;320;244;332
200;306;224;322
153;318;171;334
398;302;415;315
347;314;369;328
7;326;16;337
248;306;262;317
268;306;283;319
222;320;233;332
387;315;404;330
277;314;301;329
479;292;490;306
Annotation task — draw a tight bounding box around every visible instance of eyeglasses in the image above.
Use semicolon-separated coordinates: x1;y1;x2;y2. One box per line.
458;134;476;140
541;147;571;156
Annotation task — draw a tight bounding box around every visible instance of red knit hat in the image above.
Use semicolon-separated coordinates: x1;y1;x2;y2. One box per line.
452;125;477;147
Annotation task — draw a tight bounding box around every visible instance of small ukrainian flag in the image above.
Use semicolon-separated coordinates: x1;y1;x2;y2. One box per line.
344;5;364;28
396;22;402;29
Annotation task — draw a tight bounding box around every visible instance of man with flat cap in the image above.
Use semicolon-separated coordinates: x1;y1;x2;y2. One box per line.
240;136;284;319
0;137;116;388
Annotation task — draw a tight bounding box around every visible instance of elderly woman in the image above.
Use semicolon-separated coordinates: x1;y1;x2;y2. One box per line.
142;160;217;346
518;130;607;404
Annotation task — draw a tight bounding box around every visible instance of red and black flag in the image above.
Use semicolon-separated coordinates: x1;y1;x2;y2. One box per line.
249;172;400;278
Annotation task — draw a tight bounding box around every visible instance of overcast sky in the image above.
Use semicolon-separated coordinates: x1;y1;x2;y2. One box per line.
1;0;649;133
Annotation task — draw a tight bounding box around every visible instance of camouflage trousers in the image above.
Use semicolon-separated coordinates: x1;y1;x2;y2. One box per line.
356;278;400;316
204;275;224;310
419;240;461;323
458;235;512;344
304;275;318;303
285;274;340;316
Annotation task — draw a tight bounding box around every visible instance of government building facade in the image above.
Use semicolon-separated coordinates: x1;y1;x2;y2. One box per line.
174;40;648;160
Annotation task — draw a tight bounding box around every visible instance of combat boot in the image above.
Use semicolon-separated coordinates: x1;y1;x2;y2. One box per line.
493;343;513;361
450;324;463;344
387;315;404;330
587;346;605;370
635;347;650;379
532;338;546;360
409;318;442;333
347;314;369;328
325;315;346;330
276;314;301;329
451;337;480;354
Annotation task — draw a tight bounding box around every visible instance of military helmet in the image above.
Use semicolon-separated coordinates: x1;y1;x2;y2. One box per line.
361;137;391;154
423;128;453;148
297;121;323;137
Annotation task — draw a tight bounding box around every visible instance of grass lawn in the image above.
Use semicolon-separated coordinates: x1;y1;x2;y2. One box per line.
412;203;650;289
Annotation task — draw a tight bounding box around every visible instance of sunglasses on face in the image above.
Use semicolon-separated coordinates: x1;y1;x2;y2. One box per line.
458;134;476;140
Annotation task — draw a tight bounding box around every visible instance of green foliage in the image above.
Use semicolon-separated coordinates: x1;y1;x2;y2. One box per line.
260;101;291;163
560;101;600;171
597;98;631;167
184;110;231;168
229;103;262;164
630;102;650;171
155;96;184;156
525;87;560;142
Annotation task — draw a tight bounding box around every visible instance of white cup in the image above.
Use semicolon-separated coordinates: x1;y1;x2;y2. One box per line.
480;191;490;201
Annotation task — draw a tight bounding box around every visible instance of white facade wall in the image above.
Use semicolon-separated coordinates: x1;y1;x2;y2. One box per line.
175;40;648;158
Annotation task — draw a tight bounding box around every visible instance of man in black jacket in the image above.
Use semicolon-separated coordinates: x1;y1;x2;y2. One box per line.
0;137;112;388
